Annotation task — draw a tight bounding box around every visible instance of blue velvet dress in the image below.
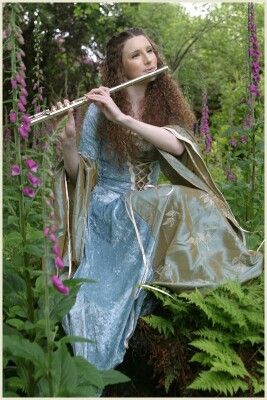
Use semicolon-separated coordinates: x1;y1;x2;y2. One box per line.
61;104;263;376
62;104;159;371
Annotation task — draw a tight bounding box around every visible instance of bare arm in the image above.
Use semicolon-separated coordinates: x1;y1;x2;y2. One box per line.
86;87;185;156
52;103;79;185
116;114;184;156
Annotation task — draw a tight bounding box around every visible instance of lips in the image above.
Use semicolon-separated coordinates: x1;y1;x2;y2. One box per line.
144;67;157;73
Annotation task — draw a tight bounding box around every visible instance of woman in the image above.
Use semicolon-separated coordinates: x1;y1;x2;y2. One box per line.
53;28;262;374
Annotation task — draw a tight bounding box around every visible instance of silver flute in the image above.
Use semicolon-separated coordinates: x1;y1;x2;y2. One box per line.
29;66;169;126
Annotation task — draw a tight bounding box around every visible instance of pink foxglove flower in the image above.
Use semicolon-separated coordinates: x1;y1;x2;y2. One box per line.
44;226;50;237
18;102;26;112
25;159;38;172
229;138;238;147
49;233;57;242
226;171;237;182
51;275;69;295
9;111;17;123
21;87;28;97
11;164;21;176
20;62;26;71
240;135;248;144
52;245;61;256
22;187;36;198
11;79;17;89
27;172;42;188
18;125;29;139
19;95;27;106
55;255;64;269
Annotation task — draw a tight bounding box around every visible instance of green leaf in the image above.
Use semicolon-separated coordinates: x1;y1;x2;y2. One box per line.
7;305;28;318
24;244;44;257
6;318;25;330
3;335;46;370
58;335;95;346
101;368;131;386
5;376;25;391
72;356;104;388
188;370;248;395
142;315;175;338
51;345;78;395
7;215;19;226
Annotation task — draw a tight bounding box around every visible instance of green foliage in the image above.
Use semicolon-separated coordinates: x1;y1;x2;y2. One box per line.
143;278;264;396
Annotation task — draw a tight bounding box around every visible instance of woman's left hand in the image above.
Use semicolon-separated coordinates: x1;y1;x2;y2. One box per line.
85;87;125;123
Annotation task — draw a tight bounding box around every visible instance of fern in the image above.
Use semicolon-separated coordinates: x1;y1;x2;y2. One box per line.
207;292;248;328
164;372;176;393
188;370;248;396
190;339;244;368
141;315;175;338
142;278;264;396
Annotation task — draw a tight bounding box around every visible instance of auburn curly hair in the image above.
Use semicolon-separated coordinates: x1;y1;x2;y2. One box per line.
97;27;196;165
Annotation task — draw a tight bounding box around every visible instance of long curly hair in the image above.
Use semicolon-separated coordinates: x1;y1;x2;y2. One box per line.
97;28;196;164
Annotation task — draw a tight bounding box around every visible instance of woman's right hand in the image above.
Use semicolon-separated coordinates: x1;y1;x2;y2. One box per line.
51;99;76;145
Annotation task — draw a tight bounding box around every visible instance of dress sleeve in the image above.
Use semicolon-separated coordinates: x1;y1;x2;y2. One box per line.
79;103;101;161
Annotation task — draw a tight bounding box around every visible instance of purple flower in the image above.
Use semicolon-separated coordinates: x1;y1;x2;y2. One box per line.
20;78;26;88
248;83;260;96
16;52;22;62
49;233;57;242
11;79;17;89
21;87;28;97
50;224;57;232
55;255;64;269
27;172;42;188
51;275;69;295
22;187;36;198
18;102;26;112
20;62;26;71
22;114;31;125
52;245;61;256
19;95;27;106
226;171;237;182
18;125;29;139
4;128;11;142
25;159;38;172
11;164;21;176
200;90;212;153
9;111;17;123
240;135;248;144
44;227;50;237
229;138;238;147
243;113;253;129
247;3;261;97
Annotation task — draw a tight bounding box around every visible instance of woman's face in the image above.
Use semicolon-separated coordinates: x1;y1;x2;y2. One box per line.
121;35;158;80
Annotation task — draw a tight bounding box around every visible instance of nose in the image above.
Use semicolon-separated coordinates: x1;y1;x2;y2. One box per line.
143;53;152;65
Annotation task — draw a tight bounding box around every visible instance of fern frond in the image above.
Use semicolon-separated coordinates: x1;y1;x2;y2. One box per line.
210;360;249;378
180;290;213;321
194;327;230;344
190;351;213;367
234;332;263;346
207;292;247;328
164;372;176;393
251;376;264;395
141;315;175;338
242;309;264;328
218;280;244;301
188;370;248;395
190;339;243;367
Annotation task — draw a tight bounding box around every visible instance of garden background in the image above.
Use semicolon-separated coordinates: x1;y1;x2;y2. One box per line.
3;2;264;397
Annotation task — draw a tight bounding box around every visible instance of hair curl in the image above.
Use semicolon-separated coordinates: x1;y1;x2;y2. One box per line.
97;28;196;165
